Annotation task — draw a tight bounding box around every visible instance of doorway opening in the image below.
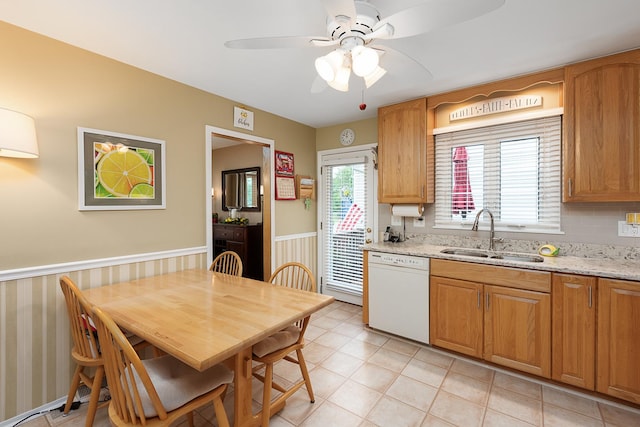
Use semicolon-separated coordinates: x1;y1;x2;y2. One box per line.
205;126;275;278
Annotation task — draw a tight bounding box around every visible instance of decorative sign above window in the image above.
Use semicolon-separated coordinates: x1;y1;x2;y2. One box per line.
233;106;254;130
449;95;542;121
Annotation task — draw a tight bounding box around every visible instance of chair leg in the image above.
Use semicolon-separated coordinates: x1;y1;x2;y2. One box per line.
296;349;315;403
213;394;230;427
63;365;83;415
261;363;273;427
84;366;104;427
186;411;194;427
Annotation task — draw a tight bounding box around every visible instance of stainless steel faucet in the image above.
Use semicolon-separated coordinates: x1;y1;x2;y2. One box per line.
471;208;499;251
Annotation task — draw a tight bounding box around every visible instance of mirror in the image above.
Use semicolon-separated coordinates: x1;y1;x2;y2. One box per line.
222;167;261;212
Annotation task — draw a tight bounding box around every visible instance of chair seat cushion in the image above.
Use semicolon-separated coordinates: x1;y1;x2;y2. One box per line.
252;325;301;358
134;356;233;417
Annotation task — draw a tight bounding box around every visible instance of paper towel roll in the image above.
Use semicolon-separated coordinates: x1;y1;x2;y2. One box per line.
391;204;424;217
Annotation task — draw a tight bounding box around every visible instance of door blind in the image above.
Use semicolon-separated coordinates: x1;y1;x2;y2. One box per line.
322;158;368;295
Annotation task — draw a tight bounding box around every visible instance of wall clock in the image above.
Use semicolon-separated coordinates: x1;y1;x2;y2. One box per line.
340;128;355;146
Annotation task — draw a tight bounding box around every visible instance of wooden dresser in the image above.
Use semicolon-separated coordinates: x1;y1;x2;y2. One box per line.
213;223;263;280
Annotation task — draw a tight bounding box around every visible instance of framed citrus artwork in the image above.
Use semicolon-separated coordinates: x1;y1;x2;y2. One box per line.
77;127;166;210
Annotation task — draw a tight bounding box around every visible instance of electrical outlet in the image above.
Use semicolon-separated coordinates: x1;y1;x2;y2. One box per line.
413;216;425;228
618;221;640;237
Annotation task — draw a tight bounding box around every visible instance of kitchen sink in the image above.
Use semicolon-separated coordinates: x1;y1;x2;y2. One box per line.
440;248;490;258
440;248;544;263
490;253;544;263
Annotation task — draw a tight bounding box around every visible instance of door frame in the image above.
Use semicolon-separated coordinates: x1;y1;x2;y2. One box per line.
205;126;275;275
317;143;378;304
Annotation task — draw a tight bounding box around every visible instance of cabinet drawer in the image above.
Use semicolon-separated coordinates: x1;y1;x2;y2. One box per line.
213;225;246;241
431;259;550;292
214;227;235;240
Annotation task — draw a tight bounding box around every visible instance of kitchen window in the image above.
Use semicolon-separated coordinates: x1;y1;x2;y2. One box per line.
434;115;562;233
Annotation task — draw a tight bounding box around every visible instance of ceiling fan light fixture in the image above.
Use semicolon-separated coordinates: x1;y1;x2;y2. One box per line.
315;56;334;81
315;49;345;82
364;65;387;88
351;45;379;77
328;63;351;92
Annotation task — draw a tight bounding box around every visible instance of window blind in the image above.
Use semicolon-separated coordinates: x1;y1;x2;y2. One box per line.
434;116;562;233
322;158;368;295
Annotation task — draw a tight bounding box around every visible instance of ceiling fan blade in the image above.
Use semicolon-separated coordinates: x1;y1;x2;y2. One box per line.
320;0;357;21
225;36;331;49
372;44;433;81
375;0;505;40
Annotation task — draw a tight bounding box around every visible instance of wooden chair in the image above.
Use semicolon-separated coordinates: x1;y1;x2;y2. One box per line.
59;276;108;427
91;305;233;427
252;262;316;426
59;276;155;426
209;250;243;276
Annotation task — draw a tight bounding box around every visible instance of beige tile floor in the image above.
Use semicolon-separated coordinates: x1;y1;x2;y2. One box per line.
20;301;640;427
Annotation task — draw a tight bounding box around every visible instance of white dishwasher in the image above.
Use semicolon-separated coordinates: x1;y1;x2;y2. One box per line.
368;251;429;344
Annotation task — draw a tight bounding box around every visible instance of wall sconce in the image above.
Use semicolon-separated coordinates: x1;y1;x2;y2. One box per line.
211;188;215;198
259;185;264;196
0;107;39;158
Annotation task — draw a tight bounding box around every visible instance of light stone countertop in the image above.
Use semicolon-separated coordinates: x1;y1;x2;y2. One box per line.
364;240;640;282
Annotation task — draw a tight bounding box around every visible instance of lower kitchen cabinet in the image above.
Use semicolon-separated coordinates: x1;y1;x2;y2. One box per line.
597;278;640;404
551;273;596;390
430;276;483;357
484;285;550;378
430;259;551;378
414;257;640;404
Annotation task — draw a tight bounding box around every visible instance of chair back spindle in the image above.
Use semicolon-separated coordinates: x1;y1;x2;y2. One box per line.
209;251;243;276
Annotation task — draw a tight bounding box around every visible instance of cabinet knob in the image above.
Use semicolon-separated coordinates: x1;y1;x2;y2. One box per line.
365;239;372;244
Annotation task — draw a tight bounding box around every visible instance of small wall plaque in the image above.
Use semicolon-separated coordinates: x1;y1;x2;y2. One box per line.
233;106;254;131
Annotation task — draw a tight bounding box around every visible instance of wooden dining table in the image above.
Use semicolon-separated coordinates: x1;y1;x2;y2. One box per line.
82;269;335;427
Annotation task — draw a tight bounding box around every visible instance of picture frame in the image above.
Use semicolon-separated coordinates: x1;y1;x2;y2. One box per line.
275;150;295;177
77;127;166;210
275;176;296;200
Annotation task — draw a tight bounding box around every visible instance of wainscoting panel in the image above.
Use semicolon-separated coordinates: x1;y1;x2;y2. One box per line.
0;251;206;422
274;232;318;280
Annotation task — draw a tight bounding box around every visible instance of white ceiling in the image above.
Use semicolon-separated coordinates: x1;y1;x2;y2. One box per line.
1;0;639;128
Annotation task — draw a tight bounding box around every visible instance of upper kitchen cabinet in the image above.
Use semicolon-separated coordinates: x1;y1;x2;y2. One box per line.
377;98;434;204
564;49;640;202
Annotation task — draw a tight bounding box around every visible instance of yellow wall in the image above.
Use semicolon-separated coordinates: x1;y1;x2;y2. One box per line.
315;117;378;151
0;21;320;422
0;21;316;270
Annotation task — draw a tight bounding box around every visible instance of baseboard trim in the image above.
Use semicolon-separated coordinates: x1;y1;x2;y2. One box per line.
0;397;66;427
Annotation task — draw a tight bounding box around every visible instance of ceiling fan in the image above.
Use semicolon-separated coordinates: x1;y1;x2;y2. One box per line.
225;0;506;92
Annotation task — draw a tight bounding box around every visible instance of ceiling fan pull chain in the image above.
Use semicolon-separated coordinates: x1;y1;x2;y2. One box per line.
359;88;367;111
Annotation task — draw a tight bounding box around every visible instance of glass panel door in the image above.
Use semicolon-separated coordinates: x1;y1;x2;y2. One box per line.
318;147;376;305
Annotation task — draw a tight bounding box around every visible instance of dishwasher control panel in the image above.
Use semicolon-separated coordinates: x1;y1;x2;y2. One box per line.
368;252;429;270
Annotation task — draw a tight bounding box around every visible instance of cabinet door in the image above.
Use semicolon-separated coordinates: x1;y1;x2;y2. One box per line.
378;98;431;204
564;49;640;201
484;285;551;378
551;274;596;389
430;276;483;357
597;278;640;404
